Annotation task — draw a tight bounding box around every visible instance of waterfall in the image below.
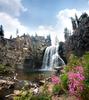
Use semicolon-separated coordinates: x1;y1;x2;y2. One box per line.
42;45;65;70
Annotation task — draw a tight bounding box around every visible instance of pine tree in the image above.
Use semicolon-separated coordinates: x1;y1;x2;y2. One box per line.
0;25;4;38
64;27;70;40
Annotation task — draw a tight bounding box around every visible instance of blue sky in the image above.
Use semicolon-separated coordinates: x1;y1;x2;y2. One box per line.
0;0;89;43
20;0;89;28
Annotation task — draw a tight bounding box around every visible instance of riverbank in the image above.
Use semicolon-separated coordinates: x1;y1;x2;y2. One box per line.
0;75;77;100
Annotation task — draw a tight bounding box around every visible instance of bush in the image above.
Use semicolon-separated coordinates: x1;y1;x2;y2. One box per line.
60;73;68;92
52;84;62;95
68;66;85;98
0;64;12;74
65;52;89;99
65;54;81;72
81;81;89;100
82;52;89;80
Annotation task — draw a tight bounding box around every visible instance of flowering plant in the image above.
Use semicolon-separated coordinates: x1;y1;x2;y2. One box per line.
68;66;85;98
51;75;60;84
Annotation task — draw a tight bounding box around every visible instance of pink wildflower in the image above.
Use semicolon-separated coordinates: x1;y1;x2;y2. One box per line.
75;66;84;74
68;66;85;98
51;75;60;84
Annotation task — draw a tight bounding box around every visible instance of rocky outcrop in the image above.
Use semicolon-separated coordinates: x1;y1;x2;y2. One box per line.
65;13;89;57
58;42;67;64
0;79;15;99
23;35;51;70
0;34;51;71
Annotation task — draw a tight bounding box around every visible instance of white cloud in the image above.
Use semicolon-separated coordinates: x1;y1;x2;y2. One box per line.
35;9;89;44
0;12;30;38
37;25;55;36
35;25;57;45
0;8;89;45
31;9;80;44
88;0;89;5
0;0;27;16
35;9;81;44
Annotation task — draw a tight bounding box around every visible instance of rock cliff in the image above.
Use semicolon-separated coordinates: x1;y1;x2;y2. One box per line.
0;34;51;71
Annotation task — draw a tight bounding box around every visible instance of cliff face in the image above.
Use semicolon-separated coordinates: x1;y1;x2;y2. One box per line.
0;34;51;70
65;13;89;57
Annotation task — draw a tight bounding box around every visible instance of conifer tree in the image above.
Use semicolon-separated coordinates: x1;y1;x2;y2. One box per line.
0;25;4;38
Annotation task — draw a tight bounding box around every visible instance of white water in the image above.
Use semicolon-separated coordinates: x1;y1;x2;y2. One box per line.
42;45;65;70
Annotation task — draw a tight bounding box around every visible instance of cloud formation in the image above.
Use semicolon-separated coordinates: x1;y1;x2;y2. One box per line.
35;25;56;45
0;8;89;44
0;12;29;38
36;9;89;43
0;0;27;16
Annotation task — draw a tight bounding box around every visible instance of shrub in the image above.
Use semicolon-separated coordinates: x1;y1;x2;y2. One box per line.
68;66;85;99
60;73;68;92
68;54;79;67
52;84;62;95
62;52;89;99
51;75;63;95
64;54;81;73
81;79;89;100
66;52;89;79
51;75;60;84
82;52;89;80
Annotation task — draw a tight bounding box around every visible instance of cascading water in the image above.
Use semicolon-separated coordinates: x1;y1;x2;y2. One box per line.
42;45;65;70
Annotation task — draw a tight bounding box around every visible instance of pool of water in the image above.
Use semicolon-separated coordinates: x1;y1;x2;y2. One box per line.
16;69;55;81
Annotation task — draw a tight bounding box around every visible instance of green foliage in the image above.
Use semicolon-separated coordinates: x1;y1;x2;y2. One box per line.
60;73;68;91
30;93;51;100
42;82;49;94
66;52;89;80
52;84;62;95
68;54;80;66
14;82;51;100
81;81;89;100
81;52;89;80
14;90;51;100
14;52;89;100
65;52;89;99
14;90;33;100
0;64;12;74
65;54;82;72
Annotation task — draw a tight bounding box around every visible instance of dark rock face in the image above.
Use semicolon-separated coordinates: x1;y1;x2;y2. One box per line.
65;13;89;57
0;34;51;71
58;42;67;64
